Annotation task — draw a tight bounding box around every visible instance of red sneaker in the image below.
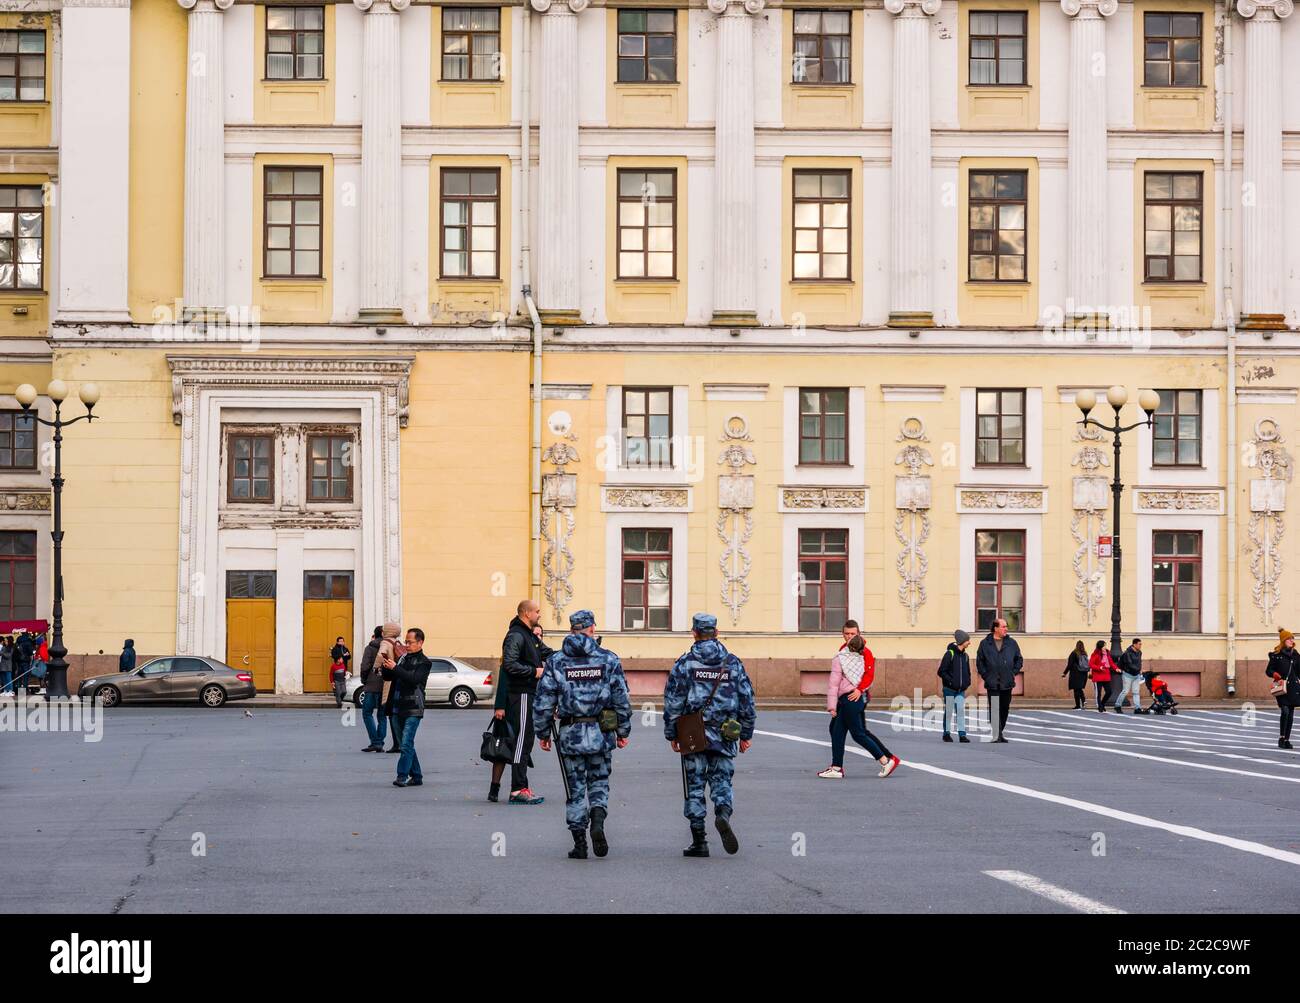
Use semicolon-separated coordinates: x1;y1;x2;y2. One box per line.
878;755;900;779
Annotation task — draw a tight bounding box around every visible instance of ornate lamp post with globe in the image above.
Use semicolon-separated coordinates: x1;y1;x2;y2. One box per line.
1075;386;1160;656
15;379;102;700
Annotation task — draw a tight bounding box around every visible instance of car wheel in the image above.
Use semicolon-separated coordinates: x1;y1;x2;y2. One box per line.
200;684;227;708
450;686;474;710
353;689;364;709
95;685;121;708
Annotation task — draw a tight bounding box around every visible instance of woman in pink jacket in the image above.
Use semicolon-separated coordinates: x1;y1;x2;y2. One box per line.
1089;640;1118;713
817;635;900;779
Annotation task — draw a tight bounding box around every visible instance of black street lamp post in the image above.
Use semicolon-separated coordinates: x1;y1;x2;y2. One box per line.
1075;386;1161;656
16;379;101;700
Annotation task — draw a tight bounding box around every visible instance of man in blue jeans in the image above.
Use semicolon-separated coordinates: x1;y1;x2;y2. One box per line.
381;627;433;788
938;629;973;742
358;626;386;751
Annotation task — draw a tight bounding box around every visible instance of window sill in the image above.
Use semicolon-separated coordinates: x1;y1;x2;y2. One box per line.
966;84;1030;91
1142;281;1206;288
789;82;854;89
615;277;679;284
261;78;328;85
438;275;503;283
613;80;681;87
0;100;49;108
965;280;1031;287
261;276;325;283
438;78;505;86
791;279;853;286
1139;85;1205;93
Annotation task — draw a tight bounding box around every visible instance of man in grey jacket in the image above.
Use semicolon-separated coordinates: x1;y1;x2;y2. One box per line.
976;618;1022;743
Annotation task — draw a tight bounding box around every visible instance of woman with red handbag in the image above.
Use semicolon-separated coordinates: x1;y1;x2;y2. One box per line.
1267;628;1299;750
1089;640;1118;713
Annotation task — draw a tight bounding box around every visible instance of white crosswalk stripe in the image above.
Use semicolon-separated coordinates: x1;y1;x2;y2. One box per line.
983;870;1127;914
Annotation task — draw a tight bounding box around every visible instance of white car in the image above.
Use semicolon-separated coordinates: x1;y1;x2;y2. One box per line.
347;656;494;710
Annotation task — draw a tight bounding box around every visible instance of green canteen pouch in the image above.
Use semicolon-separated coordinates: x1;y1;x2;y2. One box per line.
598;708;619;732
720;718;742;742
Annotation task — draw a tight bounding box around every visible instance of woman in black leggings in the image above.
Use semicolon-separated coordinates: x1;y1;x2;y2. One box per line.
1267;628;1299;750
1089;640;1117;712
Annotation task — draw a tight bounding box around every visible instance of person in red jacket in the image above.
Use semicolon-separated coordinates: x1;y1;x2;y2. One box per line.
816;634;899;779
1089;640;1118;713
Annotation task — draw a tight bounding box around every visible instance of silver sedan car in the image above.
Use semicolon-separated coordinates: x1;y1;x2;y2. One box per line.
78;656;256;708
348;656;494;710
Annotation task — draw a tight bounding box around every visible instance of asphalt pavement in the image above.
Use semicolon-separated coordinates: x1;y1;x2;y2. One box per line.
2;702;1298;913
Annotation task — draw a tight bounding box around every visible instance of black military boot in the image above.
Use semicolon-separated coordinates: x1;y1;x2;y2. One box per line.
589;807;609;858
715;814;739;855
568;830;589;859
683;825;709;858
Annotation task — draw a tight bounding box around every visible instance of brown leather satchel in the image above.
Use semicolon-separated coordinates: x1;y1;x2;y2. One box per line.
675;669;726;755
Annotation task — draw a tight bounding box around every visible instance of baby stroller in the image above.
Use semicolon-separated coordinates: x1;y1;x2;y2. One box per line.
1149;677;1178;715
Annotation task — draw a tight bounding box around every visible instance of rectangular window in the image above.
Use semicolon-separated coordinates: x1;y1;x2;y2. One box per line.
1144;172;1202;282
975;529;1025;632
792;170;850;281
1152;389;1202;467
227;432;274;503
1144;12;1201;87
307;434;353;502
442;7;501;81
975;389;1026;466
265;6;324;81
969;11;1026;86
968;170;1027;282
0;531;36;621
440;168;499;279
798;528;848;632
792;10;851;84
226;571;277;599
798;388;848;465
0;186;44;290
0;30;45;102
263;167;322;278
622;387;673;468
616;169;676;279
305;571;354;600
617;9;676;83
0;410;36;470
622;528;671;630
1152;530;1201;632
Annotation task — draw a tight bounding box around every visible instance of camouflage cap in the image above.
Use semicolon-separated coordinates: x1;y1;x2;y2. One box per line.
569;609;596;629
692;613;717;632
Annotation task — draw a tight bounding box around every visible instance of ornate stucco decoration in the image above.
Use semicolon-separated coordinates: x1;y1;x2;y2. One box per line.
780;487;868;512
958;489;1046;512
541;423;580;626
893;417;932;626
884;0;942;15
716;415;756;624
1070;423;1110;625
1134;489;1224;514
2;491;51;512
530;0;589;12
1248;419;1292;624
1236;0;1295;20
707;0;766;14
601;487;691;512
1059;0;1119;17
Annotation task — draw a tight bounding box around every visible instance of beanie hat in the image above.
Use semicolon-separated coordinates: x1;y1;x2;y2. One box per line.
954;629;971;646
1276;627;1294;653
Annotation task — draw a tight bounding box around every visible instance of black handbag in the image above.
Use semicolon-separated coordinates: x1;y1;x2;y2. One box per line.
480;717;516;764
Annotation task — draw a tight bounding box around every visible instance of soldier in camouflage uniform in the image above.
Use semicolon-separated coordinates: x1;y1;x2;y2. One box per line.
663;613;756;858
534;609;632;860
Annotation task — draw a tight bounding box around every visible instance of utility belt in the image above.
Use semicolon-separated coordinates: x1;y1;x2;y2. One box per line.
560;709;620;732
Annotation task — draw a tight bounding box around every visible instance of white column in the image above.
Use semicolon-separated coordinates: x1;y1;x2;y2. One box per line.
56;0;133;324
355;0;409;321
1237;0;1292;329
1061;0;1116;323
708;0;763;325
884;0;939;327
530;0;585;324
179;0;233;318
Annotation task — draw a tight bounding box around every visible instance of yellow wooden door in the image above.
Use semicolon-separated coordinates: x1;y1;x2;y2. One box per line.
302;600;353;693
226;599;276;692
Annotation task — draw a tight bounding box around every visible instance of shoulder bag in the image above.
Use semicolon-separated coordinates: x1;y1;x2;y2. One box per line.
675;670;725;755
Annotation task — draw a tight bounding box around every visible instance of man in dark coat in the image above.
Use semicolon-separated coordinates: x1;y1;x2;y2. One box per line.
498;598;554;804
13;631;33;692
358;626;386;751
119;640;136;673
976;618;1022;743
383;628;433;788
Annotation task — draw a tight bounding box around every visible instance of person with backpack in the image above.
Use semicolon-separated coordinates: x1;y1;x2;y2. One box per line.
358;626;386;751
938;629;972;742
377;623;407;753
329;635;351;708
1063;640;1089;709
817;633;901;777
1089;640;1118;712
1267;628;1300;750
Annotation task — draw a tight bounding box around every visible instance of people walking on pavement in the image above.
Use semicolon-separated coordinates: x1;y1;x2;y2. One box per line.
358;626;386;751
663;613;756;858
938;629;973;742
1267;628;1300;750
383;627;432;788
1089;640;1118;712
0;635;13;695
330;635;351;708
377;623;407;752
1063;640;1089;709
1113;638;1148;713
818;634;900;777
976;618;1021;742
119;639;136;674
499;599;554;805
532;609;632;859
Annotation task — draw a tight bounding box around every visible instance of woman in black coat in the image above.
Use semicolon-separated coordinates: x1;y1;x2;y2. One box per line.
1062;640;1089;709
1267;628;1300;750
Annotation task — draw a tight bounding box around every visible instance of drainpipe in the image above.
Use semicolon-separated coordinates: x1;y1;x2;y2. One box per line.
521;5;544;604
1223;2;1238;696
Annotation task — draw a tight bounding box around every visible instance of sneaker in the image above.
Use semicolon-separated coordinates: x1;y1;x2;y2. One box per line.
878;755;900;778
1280;738;1294;750
958;735;971;743
393;776;411;788
1114;706;1124;714
816;765;844;779
942;733;953;743
509;788;545;805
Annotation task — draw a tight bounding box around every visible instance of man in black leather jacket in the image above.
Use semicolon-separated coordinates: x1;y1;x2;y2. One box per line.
382;628;433;788
498;599;554;804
